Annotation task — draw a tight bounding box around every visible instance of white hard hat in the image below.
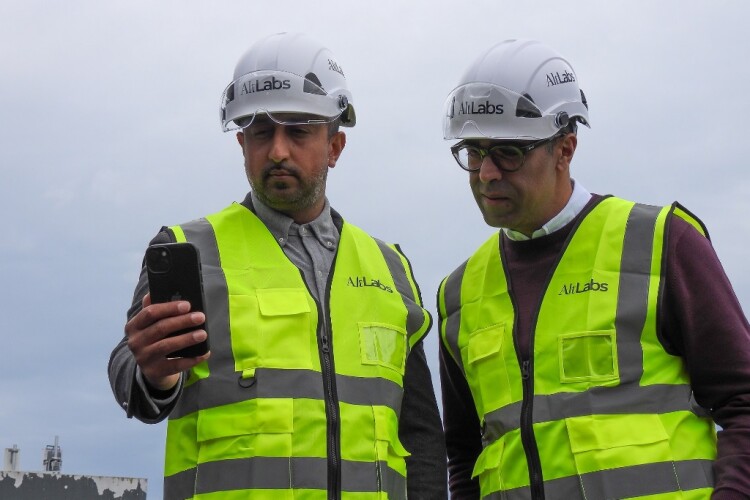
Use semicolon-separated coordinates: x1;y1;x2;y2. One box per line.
444;39;590;141
220;32;356;131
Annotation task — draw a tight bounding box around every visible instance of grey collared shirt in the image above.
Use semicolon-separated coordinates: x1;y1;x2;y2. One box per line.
249;191;339;307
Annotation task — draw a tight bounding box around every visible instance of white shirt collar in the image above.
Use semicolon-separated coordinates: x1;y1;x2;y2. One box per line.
503;179;592;241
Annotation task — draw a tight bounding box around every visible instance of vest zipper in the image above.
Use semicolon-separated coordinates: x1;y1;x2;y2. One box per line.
502;238;546;500
519;358;545;499
295;264;341;499
320;326;341;500
312;267;342;500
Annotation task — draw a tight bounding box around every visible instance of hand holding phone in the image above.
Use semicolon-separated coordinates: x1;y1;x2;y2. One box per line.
145;242;210;358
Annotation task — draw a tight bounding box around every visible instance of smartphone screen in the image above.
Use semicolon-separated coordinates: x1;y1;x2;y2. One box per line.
145;242;210;358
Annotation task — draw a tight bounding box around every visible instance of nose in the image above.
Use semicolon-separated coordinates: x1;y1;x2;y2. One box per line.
477;154;502;184
268;128;291;163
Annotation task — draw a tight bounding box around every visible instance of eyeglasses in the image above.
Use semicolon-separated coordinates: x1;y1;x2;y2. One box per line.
450;133;563;172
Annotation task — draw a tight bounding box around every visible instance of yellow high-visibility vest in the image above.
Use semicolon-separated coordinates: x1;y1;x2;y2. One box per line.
439;196;716;499
163;202;431;500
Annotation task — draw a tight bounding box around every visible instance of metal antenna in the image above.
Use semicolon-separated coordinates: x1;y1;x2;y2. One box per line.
42;436;62;472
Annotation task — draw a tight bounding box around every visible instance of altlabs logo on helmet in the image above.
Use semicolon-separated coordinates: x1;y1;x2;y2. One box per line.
240;76;291;95
546;70;576;87
327;59;345;77
449;96;504;117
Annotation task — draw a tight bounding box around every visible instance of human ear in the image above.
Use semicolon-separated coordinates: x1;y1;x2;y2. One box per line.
327;131;346;168
556;133;577;171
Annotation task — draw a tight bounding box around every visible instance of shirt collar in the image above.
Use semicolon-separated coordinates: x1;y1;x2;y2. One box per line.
250;191;338;250
503;179;592;241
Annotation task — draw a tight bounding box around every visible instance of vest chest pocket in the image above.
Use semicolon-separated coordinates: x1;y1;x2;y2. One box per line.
359;323;407;376
463;324;514;413
558;330;619;386
255;288;313;369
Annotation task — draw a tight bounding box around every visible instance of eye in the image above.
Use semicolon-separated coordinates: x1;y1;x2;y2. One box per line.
289;126;312;137
491;146;522;160
465;146;482;159
246;126;273;139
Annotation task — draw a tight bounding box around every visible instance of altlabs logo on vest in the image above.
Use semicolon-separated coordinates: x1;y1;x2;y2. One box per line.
558;278;609;296
347;276;394;293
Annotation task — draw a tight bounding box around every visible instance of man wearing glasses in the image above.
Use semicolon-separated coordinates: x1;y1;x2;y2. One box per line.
437;39;750;499
109;32;446;499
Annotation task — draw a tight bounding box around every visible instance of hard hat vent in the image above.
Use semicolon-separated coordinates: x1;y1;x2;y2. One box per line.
303;73;326;96
516;93;542;119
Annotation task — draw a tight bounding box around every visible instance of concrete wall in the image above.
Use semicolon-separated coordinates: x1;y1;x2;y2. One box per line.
0;471;147;499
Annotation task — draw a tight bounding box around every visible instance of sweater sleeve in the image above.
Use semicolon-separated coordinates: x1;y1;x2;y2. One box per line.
660;215;750;498
439;341;482;499
399;340;448;498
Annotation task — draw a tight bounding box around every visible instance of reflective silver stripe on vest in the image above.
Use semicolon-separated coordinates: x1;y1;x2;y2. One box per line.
375;240;428;341
181;219;233;383
483;383;694;442
170;367;403;420
616;203;660;383
163;466;196;500
441;260;469;373
481;459;713;500
164;457;406;498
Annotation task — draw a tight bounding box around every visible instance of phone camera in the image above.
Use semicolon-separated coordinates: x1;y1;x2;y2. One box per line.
146;246;171;273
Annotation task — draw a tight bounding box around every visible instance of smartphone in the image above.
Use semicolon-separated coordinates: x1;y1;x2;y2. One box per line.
145;242;210;358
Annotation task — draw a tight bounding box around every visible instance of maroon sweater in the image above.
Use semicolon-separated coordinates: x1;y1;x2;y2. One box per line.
440;195;750;499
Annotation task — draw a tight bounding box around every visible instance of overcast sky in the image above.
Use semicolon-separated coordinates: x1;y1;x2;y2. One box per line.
2;1;749;498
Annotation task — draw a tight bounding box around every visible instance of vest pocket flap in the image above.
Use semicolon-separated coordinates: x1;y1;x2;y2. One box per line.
256;288;310;316
197;399;294;442
374;406;410;457
565;414;670;453
467;324;504;364
471;438;504;478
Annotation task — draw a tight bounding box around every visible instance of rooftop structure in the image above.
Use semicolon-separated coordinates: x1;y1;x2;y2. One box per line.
1;438;147;499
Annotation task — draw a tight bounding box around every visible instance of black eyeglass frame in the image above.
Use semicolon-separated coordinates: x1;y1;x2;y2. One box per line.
450;132;564;173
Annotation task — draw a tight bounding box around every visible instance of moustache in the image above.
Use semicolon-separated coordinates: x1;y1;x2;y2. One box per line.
263;163;299;180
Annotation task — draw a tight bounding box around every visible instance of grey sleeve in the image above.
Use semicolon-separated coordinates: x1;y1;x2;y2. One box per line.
107;230;182;423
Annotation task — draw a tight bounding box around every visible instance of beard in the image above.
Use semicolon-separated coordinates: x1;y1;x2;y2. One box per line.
249;162;328;214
